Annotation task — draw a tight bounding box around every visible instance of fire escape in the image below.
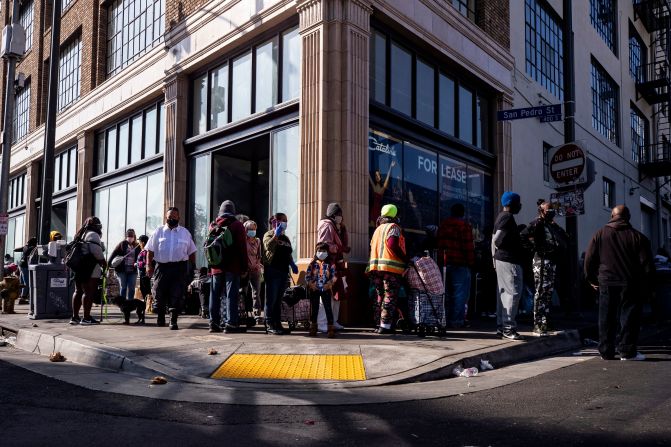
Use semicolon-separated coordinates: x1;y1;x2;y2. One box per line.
635;0;671;177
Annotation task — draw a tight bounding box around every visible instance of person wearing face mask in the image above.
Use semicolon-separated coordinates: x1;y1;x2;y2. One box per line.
316;202;351;332
243;220;263;322
146;207;197;330
70;217;107;325
305;242;337;338
262;212;298;335
492;192;525;341
522;201;568;337
367;204;407;334
108;229;142;324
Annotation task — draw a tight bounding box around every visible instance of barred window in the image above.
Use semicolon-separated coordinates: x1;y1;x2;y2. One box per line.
12;81;30;142
62;0;74;11
590;0;617;53
630;106;648;162
591;60;619;144
54;146;77;192
525;0;564;99
107;0;165;77
451;0;476;22
58;38;82;112
19;1;33;52
629;26;646;82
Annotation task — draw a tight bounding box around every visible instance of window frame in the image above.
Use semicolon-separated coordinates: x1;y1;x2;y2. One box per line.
630;104;648;163
590;0;618;55
629;23;646;83
524;0;564;99
591;57;620;145
603;177;615;208
19;0;34;52
13;80;30;142
57;35;82;112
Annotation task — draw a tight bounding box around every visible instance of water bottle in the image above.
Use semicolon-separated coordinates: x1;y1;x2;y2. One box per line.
461;367;479;377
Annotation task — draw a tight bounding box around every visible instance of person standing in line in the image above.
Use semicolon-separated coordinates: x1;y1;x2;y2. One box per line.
437;203;475;328
263;213;299;335
70;217;107;325
367;204;407;335
243;220;263;323
492;192;525;341
208;200;248;334
108;229;141;325
584;205;654;361
305;242;337;338
15;237;37;305
523;201;568;337
316;202;351;332
134;234;151;324
188;267;211;319
146;207;197;330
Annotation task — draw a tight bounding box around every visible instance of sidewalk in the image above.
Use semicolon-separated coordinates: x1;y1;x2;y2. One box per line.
0;301;588;390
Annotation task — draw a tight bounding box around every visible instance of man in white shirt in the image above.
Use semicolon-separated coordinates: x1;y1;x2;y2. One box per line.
146;207;197;330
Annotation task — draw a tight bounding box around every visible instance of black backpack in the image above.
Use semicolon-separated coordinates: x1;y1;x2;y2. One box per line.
65;238;97;272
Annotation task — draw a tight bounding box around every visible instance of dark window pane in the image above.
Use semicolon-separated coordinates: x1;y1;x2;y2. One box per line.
209;64;228;129
368;130;403;226
439;74;455;135
459;85;473;144
158;103;165;154
370;31;386;103
390;43;412;115
477;94;489;150
96;132;105;175
416;59;435;126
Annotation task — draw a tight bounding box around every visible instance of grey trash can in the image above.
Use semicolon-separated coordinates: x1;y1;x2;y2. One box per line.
28;245;72;319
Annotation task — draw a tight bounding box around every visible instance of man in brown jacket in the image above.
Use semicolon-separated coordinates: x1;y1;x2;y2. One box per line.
584;205;654;361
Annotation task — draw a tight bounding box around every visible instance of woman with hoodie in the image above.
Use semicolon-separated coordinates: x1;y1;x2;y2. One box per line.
316;202;351;331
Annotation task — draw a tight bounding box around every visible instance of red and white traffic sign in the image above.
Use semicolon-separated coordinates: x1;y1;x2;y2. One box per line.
549;142;587;187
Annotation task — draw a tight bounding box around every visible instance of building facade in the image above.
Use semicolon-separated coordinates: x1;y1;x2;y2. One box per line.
510;0;671;254
1;0;513;323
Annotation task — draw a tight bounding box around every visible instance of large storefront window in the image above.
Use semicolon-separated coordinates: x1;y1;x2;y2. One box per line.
51;198;77;243
190;155;211;268
95;101;165;175
369;129;493;250
272;125;300;260
94;171;164;250
370;28;491;150
5;215;25;260
192;26;300;136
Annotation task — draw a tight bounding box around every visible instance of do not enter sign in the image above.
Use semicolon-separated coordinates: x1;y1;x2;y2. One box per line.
549;143;586;186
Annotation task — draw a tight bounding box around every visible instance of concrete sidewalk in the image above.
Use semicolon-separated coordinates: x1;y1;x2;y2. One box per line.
0;301;586;391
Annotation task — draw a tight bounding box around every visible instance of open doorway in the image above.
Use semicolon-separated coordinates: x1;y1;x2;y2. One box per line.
211;134;270;232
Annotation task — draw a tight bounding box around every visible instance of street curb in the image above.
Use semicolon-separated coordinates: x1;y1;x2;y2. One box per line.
1;320;584;389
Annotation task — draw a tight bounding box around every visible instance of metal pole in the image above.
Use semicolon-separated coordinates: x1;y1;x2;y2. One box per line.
0;0;23;281
38;0;62;245
563;0;579;314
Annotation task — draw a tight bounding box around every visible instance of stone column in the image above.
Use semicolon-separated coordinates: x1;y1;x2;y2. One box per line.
75;131;94;228
297;0;372;262
162;74;189;214
297;0;373;324
24;161;40;240
494;94;513;207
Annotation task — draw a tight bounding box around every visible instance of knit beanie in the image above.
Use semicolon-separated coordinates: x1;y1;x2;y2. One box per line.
218;200;236;217
501;192;521;207
326;202;342;217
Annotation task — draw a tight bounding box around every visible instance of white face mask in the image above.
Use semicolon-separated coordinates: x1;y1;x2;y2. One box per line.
316;251;328;261
334;216;343;224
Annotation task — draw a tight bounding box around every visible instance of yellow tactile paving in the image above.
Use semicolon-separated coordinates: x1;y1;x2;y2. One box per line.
211;354;367;380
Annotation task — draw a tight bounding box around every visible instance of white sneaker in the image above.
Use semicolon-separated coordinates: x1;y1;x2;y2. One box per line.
620;352;646;361
334;322;344;330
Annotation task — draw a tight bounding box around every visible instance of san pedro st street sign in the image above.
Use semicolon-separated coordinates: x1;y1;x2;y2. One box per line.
497;104;562;121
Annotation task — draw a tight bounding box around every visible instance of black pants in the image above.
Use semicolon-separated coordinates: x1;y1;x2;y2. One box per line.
310;289;333;325
152;261;188;313
598;284;643;358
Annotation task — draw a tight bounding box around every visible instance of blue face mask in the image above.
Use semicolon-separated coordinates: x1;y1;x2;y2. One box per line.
279;222;287;231
247;230;256;238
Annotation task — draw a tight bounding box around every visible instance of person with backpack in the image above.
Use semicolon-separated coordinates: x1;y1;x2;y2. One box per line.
521;201;568;337
107;229;142;325
316;203;351;332
14;237;37;305
207;200;248;333
305;242;337;338
146;207;197;330
263;212;298;335
70;217;107;325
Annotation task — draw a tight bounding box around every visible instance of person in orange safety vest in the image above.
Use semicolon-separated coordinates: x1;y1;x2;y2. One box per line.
368;204;407;334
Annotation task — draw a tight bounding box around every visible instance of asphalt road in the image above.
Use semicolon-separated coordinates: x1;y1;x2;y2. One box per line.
1;328;670;447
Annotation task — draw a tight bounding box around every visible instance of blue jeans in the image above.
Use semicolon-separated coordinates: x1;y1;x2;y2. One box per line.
20;266;29;297
445;265;472;326
210;272;241;327
264;265;287;328
117;270;138;302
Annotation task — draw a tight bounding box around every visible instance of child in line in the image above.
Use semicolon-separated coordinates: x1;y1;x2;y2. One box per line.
243;220;264;323
305;242;337;338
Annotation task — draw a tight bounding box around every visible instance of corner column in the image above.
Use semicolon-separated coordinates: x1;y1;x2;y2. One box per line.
24;161;40;240
75;130;94;228
494;94;513;205
163;74;189;214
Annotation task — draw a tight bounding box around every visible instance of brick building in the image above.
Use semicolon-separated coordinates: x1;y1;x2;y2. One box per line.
1;0;513;323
